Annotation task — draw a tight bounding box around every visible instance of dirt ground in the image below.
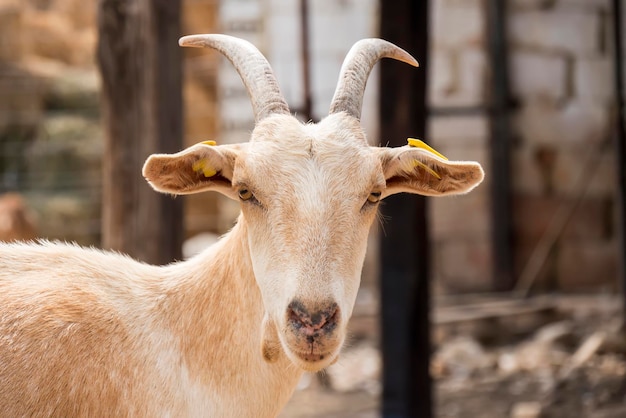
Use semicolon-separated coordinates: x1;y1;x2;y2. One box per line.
280;295;626;418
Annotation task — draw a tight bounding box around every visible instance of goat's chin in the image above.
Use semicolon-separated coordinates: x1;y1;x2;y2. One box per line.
280;333;345;371
283;347;340;372
262;320;345;371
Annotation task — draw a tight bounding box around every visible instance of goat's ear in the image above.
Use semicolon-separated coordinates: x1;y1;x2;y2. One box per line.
143;142;243;199
376;143;484;198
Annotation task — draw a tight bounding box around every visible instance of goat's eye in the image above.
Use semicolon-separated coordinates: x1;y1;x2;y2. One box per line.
238;188;253;201
367;191;382;204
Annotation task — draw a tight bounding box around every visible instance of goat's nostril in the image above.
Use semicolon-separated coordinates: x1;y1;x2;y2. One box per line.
319;305;339;331
328;306;339;325
287;305;306;329
287;301;339;334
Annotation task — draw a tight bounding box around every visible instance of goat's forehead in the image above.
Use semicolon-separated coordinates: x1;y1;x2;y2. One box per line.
251;114;367;146
242;115;378;178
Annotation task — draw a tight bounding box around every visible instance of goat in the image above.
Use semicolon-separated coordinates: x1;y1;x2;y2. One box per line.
0;35;484;417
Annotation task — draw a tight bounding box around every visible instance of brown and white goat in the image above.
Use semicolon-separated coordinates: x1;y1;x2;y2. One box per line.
0;35;484;417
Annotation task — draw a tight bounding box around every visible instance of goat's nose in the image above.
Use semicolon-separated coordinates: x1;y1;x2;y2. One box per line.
287;300;339;336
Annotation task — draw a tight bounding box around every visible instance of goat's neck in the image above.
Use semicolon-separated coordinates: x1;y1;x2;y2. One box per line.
159;216;302;411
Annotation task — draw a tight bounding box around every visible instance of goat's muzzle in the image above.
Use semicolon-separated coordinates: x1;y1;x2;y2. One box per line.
284;300;341;366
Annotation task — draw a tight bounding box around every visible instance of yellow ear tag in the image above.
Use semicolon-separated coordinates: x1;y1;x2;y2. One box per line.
407;138;448;160
192;159;217;178
413;159;441;179
200;140;217;146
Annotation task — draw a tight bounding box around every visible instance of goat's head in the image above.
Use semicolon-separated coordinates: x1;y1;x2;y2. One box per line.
143;35;484;372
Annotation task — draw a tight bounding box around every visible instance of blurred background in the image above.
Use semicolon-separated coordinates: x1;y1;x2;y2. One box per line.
0;0;625;417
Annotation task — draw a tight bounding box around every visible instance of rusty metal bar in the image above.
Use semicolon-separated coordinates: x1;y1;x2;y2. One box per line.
299;0;314;122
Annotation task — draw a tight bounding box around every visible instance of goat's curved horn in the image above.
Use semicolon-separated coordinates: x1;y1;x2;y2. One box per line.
179;34;290;123
329;39;418;120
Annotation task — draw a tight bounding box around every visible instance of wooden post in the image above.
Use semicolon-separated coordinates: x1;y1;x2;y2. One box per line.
97;0;183;264
380;1;432;417
611;0;626;330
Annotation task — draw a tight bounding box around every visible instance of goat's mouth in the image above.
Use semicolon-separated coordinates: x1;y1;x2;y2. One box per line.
287;347;338;371
281;333;343;371
292;349;333;363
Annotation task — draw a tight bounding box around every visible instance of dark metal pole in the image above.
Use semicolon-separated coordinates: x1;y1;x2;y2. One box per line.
380;1;432;417
611;0;626;329
487;0;514;291
299;0;314;122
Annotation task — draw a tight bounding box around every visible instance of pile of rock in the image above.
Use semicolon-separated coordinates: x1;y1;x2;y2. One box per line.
433;297;626;418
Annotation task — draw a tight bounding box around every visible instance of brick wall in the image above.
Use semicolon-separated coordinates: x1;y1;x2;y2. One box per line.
509;0;617;291
429;0;619;292
429;0;492;292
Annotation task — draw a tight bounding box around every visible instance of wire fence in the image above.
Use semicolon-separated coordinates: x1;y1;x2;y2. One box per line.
0;0;223;247
0;61;103;245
